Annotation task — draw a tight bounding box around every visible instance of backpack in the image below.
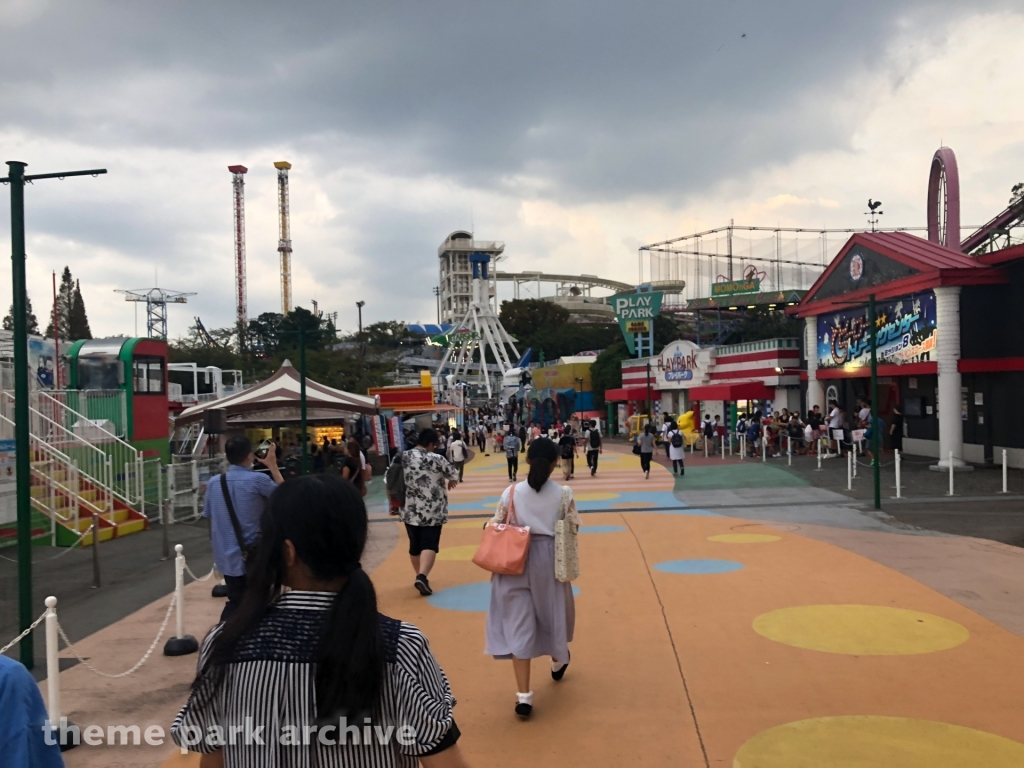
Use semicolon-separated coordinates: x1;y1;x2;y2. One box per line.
560;440;574;459
589;429;601;449
385;453;406;512
670;431;683;448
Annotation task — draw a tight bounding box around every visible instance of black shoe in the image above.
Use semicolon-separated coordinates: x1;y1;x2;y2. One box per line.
414;575;432;596
552;652;570;681
515;702;532;719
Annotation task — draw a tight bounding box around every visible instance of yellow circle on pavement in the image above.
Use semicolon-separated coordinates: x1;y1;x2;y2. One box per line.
734;716;1024;767
436;545;479;561
708;533;781;543
753;605;969;655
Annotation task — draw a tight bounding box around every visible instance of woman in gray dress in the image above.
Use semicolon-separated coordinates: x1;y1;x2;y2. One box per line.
484;438;581;719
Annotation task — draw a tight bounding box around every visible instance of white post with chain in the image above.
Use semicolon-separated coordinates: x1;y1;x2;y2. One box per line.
45;596;60;727
163;544;198;656
948;452;954;496
895;449;901;498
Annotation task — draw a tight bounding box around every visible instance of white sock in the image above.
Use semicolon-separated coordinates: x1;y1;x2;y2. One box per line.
551;658;565;671
516;691;534;705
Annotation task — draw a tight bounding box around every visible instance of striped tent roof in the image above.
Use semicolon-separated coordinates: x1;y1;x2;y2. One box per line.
176;360;377;424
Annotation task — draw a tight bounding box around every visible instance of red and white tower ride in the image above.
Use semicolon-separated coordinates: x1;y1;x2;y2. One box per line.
228;164;248;348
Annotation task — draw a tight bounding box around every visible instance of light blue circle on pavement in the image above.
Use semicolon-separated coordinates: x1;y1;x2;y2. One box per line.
580;525;627;533
654;559;744;575
429;582;581;612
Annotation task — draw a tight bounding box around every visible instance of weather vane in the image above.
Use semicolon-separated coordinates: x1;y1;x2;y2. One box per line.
865;199;883;232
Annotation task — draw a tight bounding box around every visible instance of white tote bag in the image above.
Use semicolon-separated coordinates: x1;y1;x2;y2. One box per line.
554;486;579;583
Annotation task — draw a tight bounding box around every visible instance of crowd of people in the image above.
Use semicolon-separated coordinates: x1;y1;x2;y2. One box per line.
163;419;587;765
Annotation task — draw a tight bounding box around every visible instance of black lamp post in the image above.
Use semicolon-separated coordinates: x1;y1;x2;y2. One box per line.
3;161;106;668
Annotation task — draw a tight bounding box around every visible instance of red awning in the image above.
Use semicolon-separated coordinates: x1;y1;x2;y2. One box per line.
603;386;653;401
687;381;775;401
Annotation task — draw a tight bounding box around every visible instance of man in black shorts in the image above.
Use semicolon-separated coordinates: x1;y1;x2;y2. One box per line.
399;429;460;596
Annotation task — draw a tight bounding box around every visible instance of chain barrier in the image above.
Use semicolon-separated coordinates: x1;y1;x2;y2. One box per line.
54;592;177;679
184;563;215;582
0;610;47;656
0;522;95;564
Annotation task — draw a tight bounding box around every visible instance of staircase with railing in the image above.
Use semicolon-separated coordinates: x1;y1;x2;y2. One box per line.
0;391;148;546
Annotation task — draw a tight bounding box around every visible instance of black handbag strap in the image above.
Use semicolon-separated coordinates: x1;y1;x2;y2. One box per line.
220;474;249;559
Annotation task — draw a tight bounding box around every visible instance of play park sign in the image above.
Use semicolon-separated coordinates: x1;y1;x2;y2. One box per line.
613;291;663;355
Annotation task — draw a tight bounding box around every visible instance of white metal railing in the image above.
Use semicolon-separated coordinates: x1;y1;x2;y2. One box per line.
0;412;115;536
30;391;142;506
0;392;141;510
40;389;128;439
168;456;225;523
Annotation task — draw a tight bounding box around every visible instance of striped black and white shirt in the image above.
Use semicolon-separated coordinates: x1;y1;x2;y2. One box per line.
171;591;459;767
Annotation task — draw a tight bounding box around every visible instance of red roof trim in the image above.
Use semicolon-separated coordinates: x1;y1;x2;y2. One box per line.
976;243;1024;266
958;357;1024;373
815;361;936;379
603;386;653;401
793;232;1004;318
791;268;1006;318
687;381;775;401
710;366;787;380
713;350;801;365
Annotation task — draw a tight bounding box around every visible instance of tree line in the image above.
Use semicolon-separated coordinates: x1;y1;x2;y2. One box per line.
2;266;93;341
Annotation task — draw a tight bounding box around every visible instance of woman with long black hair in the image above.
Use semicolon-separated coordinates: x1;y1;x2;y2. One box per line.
484;437;580;720
171;474;470;768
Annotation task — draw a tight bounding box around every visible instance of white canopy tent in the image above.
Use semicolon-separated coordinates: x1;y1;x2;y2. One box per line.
175;360;377;426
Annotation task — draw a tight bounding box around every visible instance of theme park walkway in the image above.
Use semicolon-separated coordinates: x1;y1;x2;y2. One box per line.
52;445;1024;766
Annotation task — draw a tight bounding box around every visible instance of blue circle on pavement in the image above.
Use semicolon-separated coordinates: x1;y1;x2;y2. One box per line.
654;559;744;575
580;525;627;533
429;582;581;612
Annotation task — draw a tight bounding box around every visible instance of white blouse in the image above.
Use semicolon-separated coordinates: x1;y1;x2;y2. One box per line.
488;479;580;536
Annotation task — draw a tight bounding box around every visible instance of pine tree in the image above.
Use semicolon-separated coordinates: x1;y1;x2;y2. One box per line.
2;296;41;335
44;267;74;339
69;280;92;341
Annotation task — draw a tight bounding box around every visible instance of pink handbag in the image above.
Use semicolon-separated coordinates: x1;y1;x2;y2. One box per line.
472;484;530;575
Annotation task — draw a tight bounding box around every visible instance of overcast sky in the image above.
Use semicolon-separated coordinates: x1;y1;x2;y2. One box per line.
1;0;1023;337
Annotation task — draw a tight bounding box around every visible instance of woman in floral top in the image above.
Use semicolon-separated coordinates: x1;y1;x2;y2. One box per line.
401;429;460;596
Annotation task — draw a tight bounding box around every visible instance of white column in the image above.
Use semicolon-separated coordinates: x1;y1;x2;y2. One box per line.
805;316;824;412
934;286;966;468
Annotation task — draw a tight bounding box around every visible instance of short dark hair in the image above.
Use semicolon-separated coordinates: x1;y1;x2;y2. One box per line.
416;428;439;447
225;434;253;465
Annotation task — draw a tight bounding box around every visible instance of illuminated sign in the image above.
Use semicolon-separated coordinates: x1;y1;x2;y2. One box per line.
711;278;761;297
817;291;936;369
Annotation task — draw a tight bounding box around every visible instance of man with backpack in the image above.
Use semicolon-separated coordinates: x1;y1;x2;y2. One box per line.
558;426;577;480
584;419;602;476
667;421;686;475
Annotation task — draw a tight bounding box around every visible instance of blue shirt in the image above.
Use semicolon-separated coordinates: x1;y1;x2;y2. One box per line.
203;464;277;577
0;655;64;767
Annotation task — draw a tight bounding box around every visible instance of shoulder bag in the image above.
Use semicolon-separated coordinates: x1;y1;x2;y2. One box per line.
472;484;530;575
554;486;579;583
220;474;257;568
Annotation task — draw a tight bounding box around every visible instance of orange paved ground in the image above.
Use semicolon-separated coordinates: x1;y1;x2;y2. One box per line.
161;444;1024;766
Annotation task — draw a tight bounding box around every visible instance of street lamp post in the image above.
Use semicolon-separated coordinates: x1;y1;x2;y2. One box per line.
574;377;584;420
3;161;107;669
356;300;366;393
